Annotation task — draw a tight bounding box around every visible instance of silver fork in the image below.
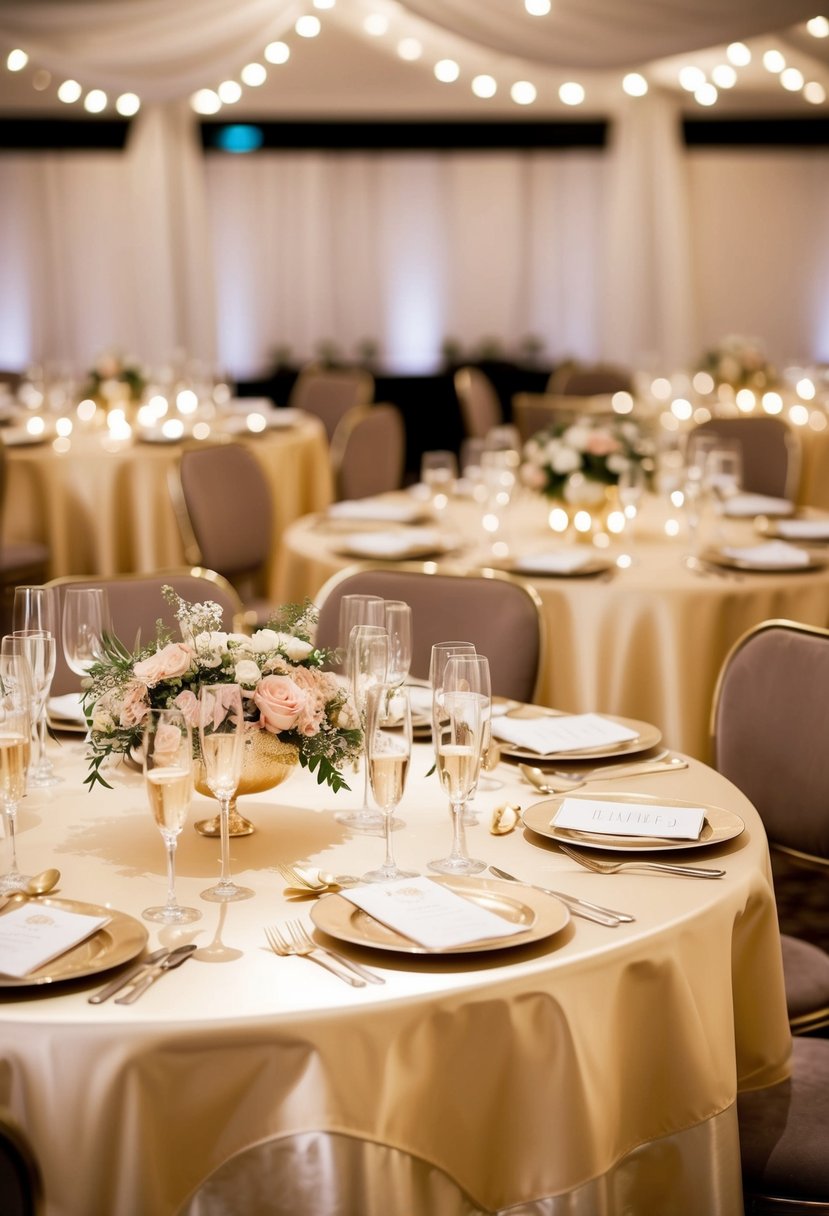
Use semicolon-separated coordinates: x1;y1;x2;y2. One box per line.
547;749;671;781
288;920;385;985
264;924;366;986
559;843;724;879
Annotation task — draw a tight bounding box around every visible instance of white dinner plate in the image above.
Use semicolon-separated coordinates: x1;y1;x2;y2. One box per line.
333;528;452;561
757;513;829;544
522;791;745;854
496;710;661;762
699;544;827;573
310;875;570;955
0;898;148;988
497;554;613;579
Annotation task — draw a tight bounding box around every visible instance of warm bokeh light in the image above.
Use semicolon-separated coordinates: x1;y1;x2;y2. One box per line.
796;377;816;399
622;73;648;96
241;63;267;86
472;74;497;98
6;49;28;72
762;49;786;73
57;79;82;103
762;391;783;414
612;391;634;414
397;38;422;61
695;83;718;106
295;15;321;37
804;81;827;103
363;14;389;35
55;417;73;437
789;404;809;426
525;0;552;13
726;42;751;66
246;412;267;433
177;389;198;414
218;81;242;104
678;65;706;91
548;506;569;533
692;371;715;394
513;80;538;104
161;418;185;441
265;42;290;64
116;92;141;116
76;399;97;423
558;81;584;105
434;59;460;83
651;377;672;400
191;88;222;114
781;67;805;91
84;90;107;113
807;15;829;37
735;388;756;411
711;64;737;88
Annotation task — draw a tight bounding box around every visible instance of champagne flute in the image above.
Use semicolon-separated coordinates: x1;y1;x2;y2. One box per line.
13;586;59;786
617;460;646;529
142;708;200;924
384;601;412;688
455;654;497;811
429;641;476;734
11;630;57;788
707;442;744;543
362;684;415;882
335;624;389;831
420;450;457;516
338;594;384;673
62;587;111;678
0;697;33;893
198;684;253;902
429;658;486;875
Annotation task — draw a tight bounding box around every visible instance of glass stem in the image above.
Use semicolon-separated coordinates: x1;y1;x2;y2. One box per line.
164;836;179;909
218;797;233;888
361;747;371;811
449;800;468;864
382;811;396;873
6;807;20;877
34;710;50;773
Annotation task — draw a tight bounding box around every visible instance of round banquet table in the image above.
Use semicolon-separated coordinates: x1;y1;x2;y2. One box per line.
0;731;790;1216
278;491;829;762
1;411;332;602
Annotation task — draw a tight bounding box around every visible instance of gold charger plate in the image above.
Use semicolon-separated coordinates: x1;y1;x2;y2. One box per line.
310;874;570;955
698;545;828;574
333;534;452;561
756;513;829;544
498;555;613;579
0;897;148;988
522;791;745;854
497;710;661;762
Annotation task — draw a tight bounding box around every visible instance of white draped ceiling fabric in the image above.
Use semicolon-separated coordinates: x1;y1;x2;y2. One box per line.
0;0;824;376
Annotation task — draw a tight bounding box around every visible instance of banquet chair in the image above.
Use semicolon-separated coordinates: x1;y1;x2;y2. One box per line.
330;404;405;501
711;619;829;1035
454;366;502;438
512;392;617;443
0;1109;44;1216
314;564;545;703
689;416;800;500
547;362;633;397
738;1035;829;1213
0;436;50;634
170;442;275;627
47;567;246;697
287;366;374;441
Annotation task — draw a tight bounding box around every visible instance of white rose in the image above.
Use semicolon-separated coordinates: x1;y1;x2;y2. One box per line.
275;633;314;662
250;628;280;653
193;631;229;652
234;659;262;686
551;447;582;475
563;424;590;451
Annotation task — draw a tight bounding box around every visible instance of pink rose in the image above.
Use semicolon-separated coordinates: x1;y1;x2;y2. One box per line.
200;685;242;731
134;642;193;687
584;432;620;457
173;690;200;730
253;675;307;733
289;666;328;736
152;722;184;766
119;680;150;728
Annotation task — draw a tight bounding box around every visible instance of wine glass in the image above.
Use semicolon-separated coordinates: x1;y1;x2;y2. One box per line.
384;601;412;688
707;442;744;543
141;708;200;924
617;460;646;525
13;586;59;786
362;684;415;882
420;450;457;515
198;684;253;902
10;630;57;788
0;696;33;894
335;624;389;831
429;656;486;876
62;587;111;679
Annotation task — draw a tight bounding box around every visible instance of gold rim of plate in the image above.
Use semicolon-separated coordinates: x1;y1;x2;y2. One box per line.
0;897;148;988
309;875;570;955
334;540;451;561
498;712;661;761
497;556;613;579
757;515;829;544
522;791;745;854
699;544;828;573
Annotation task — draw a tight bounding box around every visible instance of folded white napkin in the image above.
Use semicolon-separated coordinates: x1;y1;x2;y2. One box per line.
552;796;705;840
776;518;829;541
724;494;793;518
328;499;427;523
721;540;811;568
339;528;444;559
340;876;530;949
514;551;595;575
491;712;639;755
47;693;86;724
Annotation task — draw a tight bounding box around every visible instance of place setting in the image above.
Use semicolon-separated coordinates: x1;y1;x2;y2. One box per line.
490;709;662;763
696;539;829;573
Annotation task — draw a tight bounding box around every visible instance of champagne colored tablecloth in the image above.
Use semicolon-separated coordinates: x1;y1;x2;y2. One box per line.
2;413;332;601
279;492;829;761
0;735;789;1216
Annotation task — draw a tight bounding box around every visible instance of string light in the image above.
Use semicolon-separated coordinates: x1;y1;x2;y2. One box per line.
512;80;537;104
806;16;829;37
472;74;497;98
434;59;460;83
711;64;737;88
726;42;751;66
57;80;82;103
397;38;422;61
804;81;827;103
762;49;786;73
695;82;718;106
363;14;389;36
6;49;28;72
83;89;107;113
240;63;267;86
191;88;222;115
780;67;805;91
622;73;648;97
524;0;551;13
115;92;141;116
558;81;584;105
295;15;321;37
264;42;290;64
217;81;242;104
679;65;706;91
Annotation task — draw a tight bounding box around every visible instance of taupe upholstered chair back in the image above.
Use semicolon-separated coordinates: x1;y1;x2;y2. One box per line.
330;405;405;501
170;443;273;614
690;415;800;500
0;1108;44;1216
288;367;374;440
315;565;545;703
712;619;829;861
547;363;633;397
454;367;502;438
47;568;246;696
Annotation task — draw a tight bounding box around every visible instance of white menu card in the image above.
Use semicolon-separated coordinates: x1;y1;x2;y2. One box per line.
515;551;595;575
0;904;110;978
553;797;705;840
721;540;810;568
340;877;531;949
491;712;638;755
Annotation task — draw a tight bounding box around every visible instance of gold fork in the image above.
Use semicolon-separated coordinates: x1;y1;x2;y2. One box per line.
558;843;725;879
288;920;384;985
264;924;366;986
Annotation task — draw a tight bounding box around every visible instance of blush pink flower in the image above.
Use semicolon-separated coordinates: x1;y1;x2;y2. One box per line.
584;432;620;457
253;675;307;733
119;680;150;728
133;642;193;687
173;690;200;730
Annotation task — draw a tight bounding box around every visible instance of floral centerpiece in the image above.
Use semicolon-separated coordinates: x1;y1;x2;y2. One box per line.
520;416;644;506
82;588;361;793
696;334;778;391
81;350;147;405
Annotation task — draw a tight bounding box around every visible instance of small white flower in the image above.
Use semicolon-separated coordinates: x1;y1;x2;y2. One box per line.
250;628;280;653
551;447;582;475
234;659;262;686
276;633;314;662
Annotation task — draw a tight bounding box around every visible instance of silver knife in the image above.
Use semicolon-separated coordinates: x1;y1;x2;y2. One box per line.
114;944;197;1005
88;947;170;1005
488;866;633;926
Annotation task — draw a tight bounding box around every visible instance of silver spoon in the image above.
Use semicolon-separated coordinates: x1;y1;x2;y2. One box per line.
0;867;61;911
520;756;686;794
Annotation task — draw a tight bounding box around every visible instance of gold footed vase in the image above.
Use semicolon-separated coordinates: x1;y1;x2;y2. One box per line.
194;732;300;837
